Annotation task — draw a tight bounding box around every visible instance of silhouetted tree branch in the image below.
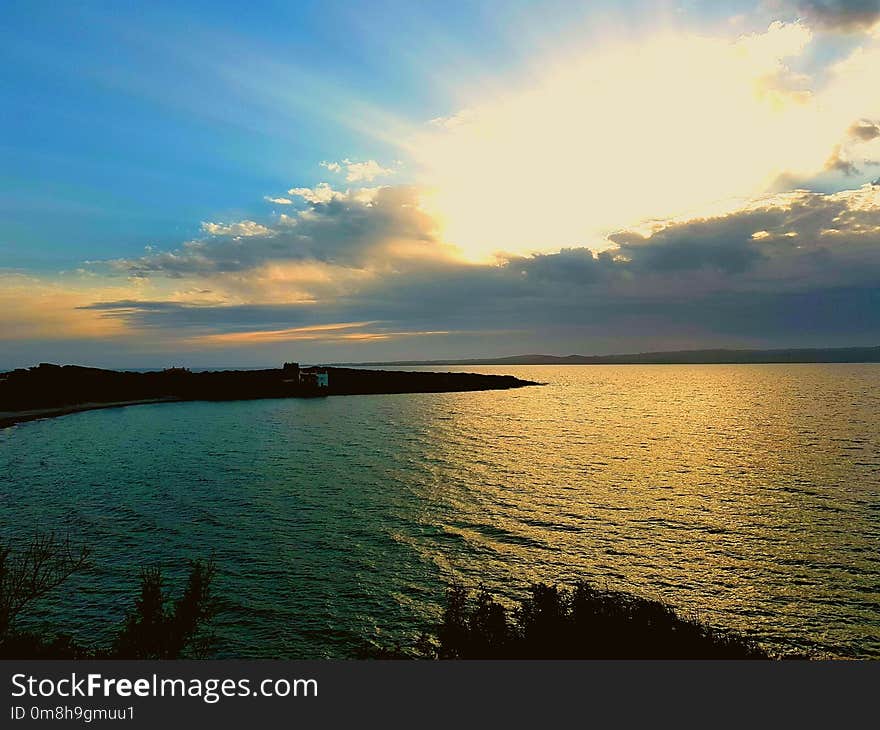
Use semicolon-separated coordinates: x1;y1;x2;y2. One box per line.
0;532;89;641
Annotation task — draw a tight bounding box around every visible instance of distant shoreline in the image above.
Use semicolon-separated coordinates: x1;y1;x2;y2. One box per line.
337;344;880;367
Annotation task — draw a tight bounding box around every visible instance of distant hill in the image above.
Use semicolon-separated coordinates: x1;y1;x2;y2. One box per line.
340;345;880;366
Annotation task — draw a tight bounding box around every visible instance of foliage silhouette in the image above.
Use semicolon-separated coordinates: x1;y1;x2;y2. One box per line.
3;532;779;659
109;560;217;659
427;581;771;659
0;532;216;659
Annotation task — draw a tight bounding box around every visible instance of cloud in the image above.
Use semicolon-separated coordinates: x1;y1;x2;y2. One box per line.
790;1;880;31
809;118;880;178
119;185;443;279
0;272;135;345
824;144;861;174
264;196;293;205
200;220;273;237
74;299;451;349
849;118;880;141
193;323;448;346
193;321;378;345
287;183;381;206
321;158;394;182
287;182;343;204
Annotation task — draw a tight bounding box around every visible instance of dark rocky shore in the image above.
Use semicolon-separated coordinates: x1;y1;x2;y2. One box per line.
0;363;539;428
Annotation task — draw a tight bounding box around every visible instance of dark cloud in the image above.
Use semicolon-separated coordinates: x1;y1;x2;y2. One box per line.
507;248;618;284
609;217;767;274
793;0;880;30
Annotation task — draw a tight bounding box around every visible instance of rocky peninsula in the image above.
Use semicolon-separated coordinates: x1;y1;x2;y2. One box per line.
0;363;538;429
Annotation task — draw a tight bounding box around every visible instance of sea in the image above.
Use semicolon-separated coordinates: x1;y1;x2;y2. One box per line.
1;364;878;658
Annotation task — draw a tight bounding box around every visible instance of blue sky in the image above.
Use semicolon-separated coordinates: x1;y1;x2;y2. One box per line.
2;1;880;366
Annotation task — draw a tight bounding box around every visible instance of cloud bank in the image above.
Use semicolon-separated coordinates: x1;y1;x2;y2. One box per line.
7;178;863;366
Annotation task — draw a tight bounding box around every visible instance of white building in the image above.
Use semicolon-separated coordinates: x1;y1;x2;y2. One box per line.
298;368;329;388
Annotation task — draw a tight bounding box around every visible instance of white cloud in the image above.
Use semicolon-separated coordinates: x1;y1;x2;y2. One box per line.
321;158;394;182
201;220;273;237
287;182;383;206
288;182;343;204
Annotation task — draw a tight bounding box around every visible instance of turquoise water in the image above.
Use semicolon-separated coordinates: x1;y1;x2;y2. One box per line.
1;364;879;657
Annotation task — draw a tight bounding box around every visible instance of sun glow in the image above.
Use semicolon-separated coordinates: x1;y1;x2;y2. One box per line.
407;21;875;261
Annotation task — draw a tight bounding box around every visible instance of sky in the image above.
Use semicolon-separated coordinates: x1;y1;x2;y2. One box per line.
2;0;880;367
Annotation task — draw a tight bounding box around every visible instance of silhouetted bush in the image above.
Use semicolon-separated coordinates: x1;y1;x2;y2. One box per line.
423;581;771;659
108;559;217;659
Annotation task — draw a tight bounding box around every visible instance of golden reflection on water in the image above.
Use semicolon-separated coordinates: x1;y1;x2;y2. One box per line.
409;365;880;656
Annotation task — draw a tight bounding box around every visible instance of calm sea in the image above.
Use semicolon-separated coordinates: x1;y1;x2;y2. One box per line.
1;364;878;657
